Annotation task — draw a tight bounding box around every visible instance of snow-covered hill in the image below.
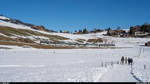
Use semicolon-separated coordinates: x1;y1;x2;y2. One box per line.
0;15;107;46
0;15;72;45
0;14;150;82
0;15;10;20
0;15;103;40
0;14;150;49
0;20;32;30
0;15;33;29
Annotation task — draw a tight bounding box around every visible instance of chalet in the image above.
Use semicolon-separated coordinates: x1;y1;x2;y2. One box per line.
90;29;103;33
62;31;70;33
120;31;128;37
135;32;149;37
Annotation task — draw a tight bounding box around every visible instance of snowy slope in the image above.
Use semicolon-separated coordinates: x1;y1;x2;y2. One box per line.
0;16;53;35
111;37;150;47
0;15;32;30
0;16;10;20
0;20;32;30
0;15;106;41
0;15;71;42
0;15;149;48
49;31;107;41
0;17;107;43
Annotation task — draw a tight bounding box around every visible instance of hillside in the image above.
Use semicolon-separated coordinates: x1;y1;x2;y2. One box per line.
0;15;108;48
0;14;150;82
0;14;150;49
0;15;74;48
0;15;102;48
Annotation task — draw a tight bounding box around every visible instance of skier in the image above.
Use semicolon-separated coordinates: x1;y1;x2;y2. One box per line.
121;56;125;64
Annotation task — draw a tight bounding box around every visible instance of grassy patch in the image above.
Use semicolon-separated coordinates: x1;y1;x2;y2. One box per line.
0;36;35;43
30;44;75;49
0;36;16;41
87;38;103;43
0;41;25;46
0;26;30;36
0;41;75;49
75;39;86;43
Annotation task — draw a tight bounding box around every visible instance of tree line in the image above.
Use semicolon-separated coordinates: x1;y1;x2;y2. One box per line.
59;28;103;34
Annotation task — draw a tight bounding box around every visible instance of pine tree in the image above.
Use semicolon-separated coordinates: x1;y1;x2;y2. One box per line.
74;30;77;33
83;28;88;34
129;27;135;36
60;30;62;33
78;29;82;33
107;28;111;36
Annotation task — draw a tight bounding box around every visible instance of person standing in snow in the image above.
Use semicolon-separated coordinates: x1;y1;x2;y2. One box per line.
125;57;128;64
121;56;125;64
128;58;131;65
130;58;133;65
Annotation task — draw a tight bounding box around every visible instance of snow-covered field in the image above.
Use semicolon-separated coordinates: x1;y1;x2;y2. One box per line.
0;16;150;82
0;44;150;82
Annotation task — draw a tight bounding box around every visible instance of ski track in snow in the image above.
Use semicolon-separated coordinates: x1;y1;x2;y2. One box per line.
130;46;150;82
99;64;138;82
98;46;150;82
130;64;143;82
